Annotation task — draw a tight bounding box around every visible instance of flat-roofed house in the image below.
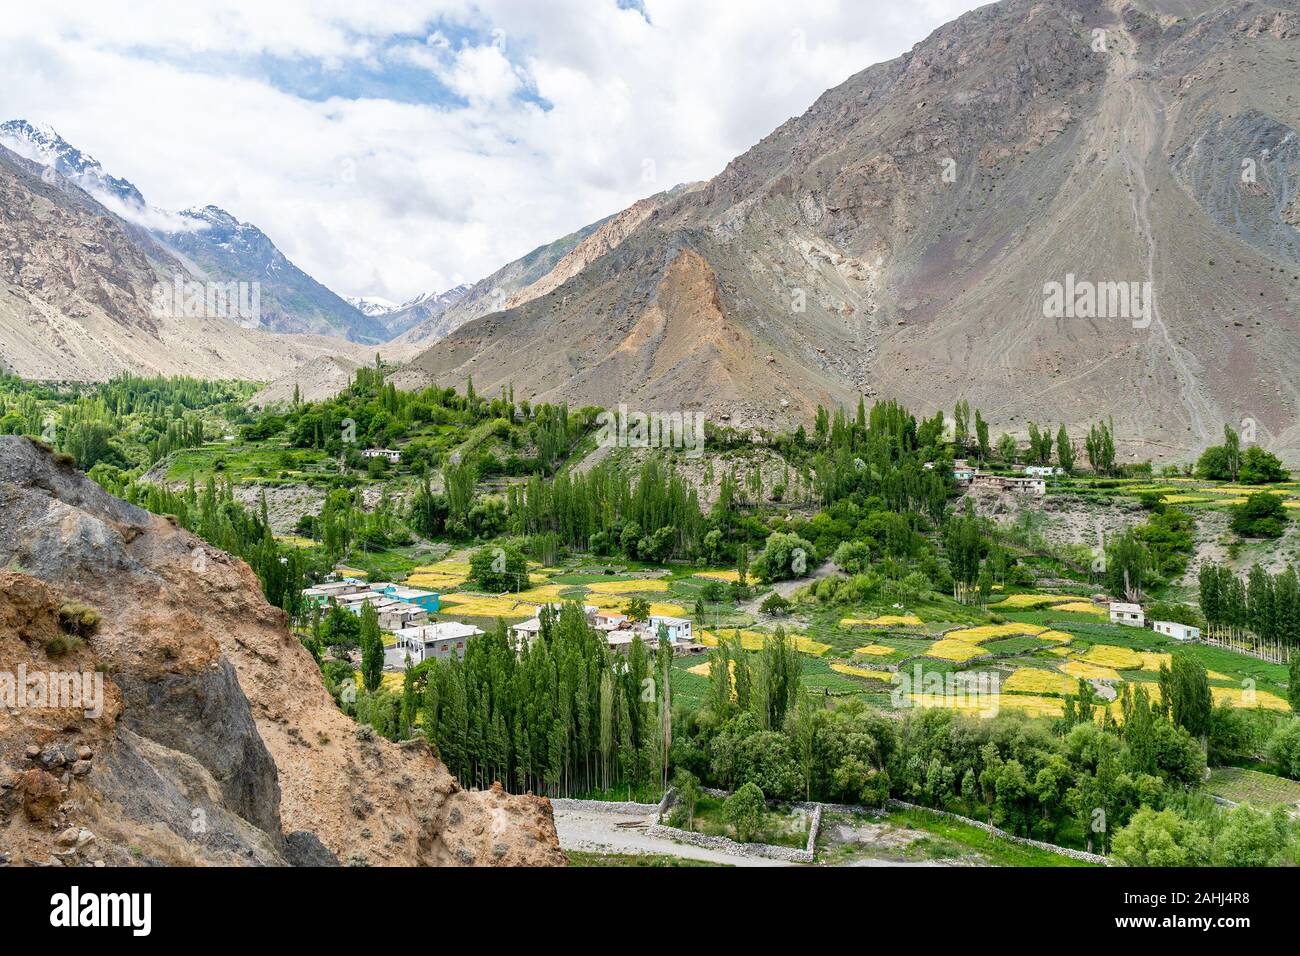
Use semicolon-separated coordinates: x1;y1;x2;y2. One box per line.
1152;620;1200;641
393;622;484;663
1109;602;1145;628
377;600;428;631
509;617;544;649
648;615;693;644
378;585;440;613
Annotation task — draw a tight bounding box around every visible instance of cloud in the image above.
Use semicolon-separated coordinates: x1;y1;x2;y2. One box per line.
0;0;985;302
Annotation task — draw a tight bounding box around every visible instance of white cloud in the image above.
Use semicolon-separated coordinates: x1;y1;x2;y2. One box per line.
0;0;986;302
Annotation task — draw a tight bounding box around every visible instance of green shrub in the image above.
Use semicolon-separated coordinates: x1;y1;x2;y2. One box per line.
57;602;101;638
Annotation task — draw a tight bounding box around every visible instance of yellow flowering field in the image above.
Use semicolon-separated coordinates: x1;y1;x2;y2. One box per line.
698;629;831;656
831;663;894;682
511;584;572;604
1212;686;1290;711
406;559;471;590
1059;660;1122;682
925;639;987;662
854;645;896;656
587;579;670;595
1003;668;1073;695
437;593;537;618
1080;645;1145;670
841;614;922;627
909;693;1062;719
944;623;1047;644
1047;646;1072;657
991;594;1077;610
335;567;368;579
1039;630;1073;643
695;569;740;583
1051;602;1108;617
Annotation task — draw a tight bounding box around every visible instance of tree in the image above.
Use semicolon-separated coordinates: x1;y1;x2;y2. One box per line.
1056;424;1074;474
1231;493;1289;539
996;432;1018;464
1267;720;1300;778
671;770;700;828
974;410;991;462
1165;654;1212;744
750;532;815;584
723;782;766;843
760;592;791;616
1240;445;1287;484
1111;808;1210;867
626;597;651;622
469;543;528;592
1086;419;1116;475
1291;654;1300;714
360;602;384;693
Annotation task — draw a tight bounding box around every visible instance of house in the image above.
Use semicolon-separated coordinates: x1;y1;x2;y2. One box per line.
594;612;629;631
970;475;1045;495
376;585;440;613
393;622;484;663
361;448;402;464
509;617;544;649
1024;466;1063;478
1109;602;1145;628
953;466;976;485
1003;476;1047;495
335;590;388;614
648;615;693;644
377;600;428;631
302;580;367;605
1153;620;1200;642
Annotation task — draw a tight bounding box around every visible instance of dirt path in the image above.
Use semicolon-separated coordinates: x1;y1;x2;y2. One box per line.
552;803;794;867
739;560;838;615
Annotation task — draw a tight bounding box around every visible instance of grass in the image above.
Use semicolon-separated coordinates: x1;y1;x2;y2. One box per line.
817;807;1094;867
1205;767;1300;808
686;794;811;849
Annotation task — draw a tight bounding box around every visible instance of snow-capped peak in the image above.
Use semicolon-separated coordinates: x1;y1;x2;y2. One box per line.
345;295;400;317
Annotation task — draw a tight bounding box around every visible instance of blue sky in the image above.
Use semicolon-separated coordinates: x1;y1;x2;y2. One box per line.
0;0;985;303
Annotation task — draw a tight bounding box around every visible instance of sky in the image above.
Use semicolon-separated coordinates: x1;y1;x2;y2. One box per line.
0;0;986;304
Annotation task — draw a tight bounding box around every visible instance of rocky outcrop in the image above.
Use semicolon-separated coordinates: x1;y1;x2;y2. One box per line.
0;436;565;866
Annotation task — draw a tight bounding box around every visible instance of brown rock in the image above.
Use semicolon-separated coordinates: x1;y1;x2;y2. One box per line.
18;770;62;823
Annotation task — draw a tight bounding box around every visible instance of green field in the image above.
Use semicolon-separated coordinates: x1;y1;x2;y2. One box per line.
1206;767;1300;809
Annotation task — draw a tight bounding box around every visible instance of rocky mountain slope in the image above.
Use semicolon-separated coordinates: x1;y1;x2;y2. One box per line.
0;437;565;867
394;185;697;348
394;0;1300;463
156;205;389;343
0;120;387;344
0;142;380;381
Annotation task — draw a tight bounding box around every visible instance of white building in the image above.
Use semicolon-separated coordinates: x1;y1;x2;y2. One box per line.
1153;620;1200;642
362;448;402;464
1024;466;1063;478
393;622;485;663
648;615;693;644
1109;602;1145;628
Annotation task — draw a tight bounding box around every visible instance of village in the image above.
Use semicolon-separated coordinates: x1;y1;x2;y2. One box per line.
302;575;705;670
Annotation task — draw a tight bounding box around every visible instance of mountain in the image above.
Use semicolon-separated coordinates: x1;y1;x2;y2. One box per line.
392;185;699;348
156;205;389;343
346;294;400;317
0;119;145;211
0;141;377;381
0;120;388;344
370;284;472;339
392;0;1300;463
0;436;566;867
